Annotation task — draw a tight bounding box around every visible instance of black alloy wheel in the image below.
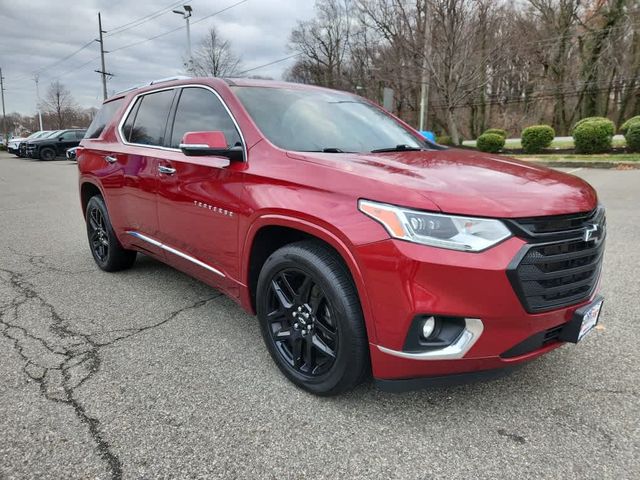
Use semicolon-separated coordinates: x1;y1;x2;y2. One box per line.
266;268;339;376
88;205;109;264
257;240;369;395
85;195;136;272
40;147;56;161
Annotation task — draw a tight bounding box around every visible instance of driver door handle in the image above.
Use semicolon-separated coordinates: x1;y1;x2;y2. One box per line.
158;165;176;175
104;155;117;164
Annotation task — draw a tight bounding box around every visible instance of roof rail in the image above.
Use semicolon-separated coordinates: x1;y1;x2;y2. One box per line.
149;75;191;85
113;76;191;96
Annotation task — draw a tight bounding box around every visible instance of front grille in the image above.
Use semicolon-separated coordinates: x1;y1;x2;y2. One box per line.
507;207;605;313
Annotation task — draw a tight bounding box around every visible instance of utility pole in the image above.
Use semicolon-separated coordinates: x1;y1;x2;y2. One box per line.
173;5;193;68
418;4;431;132
95;13;112;100
34;75;43;131
0;68;7;144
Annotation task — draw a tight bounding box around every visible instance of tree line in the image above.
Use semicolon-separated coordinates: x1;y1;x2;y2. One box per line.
5;80;95;135
285;0;640;143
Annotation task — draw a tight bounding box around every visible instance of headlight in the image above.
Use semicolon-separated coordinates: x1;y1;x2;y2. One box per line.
358;200;511;252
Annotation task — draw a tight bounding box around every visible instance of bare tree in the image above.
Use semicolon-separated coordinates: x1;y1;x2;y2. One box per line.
287;0;354;88
287;0;639;139
41;81;77;130
187;26;242;77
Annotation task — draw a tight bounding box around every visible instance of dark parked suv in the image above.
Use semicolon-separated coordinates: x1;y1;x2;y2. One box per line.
77;77;605;395
27;129;86;160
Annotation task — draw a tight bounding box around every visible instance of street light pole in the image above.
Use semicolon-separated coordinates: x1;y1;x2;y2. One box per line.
34;75;43;131
173;5;193;68
0;68;7;144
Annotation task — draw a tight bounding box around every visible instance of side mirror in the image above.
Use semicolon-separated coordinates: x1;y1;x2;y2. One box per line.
180;131;244;161
58;137;63;141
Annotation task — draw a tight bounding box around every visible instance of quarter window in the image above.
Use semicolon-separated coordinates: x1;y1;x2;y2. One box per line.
170;87;241;149
121;98;141;142
125;90;175;146
85;98;124;139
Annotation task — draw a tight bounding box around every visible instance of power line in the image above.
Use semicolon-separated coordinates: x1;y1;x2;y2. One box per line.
33;39;96;76
109;0;250;54
237;53;301;75
105;1;187;37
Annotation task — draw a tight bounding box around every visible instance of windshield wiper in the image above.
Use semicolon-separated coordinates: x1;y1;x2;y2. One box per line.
300;148;349;153
370;145;424;153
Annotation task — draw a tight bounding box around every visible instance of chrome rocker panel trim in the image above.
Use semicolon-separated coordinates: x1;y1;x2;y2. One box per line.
126;231;226;278
376;318;484;360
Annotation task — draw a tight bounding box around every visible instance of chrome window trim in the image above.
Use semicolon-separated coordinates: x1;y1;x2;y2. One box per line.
376;318;484;360
116;83;247;161
126;231;226;278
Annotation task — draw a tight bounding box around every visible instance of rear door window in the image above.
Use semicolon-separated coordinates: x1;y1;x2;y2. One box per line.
58;131;76;141
169;87;241;148
84;98;124;139
124;90;175;146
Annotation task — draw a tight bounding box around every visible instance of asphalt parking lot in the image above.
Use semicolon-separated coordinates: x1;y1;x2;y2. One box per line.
0;151;638;480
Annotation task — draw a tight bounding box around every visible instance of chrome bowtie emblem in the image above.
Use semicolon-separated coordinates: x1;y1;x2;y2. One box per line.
583;224;599;242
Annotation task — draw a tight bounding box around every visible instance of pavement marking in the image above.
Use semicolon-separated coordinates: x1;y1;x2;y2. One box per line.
566;167;583;174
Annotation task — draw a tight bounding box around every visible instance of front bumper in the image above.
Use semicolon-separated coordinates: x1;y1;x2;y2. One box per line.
355;237;600;382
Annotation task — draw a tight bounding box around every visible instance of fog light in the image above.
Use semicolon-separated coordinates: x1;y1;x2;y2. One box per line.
421;316;436;339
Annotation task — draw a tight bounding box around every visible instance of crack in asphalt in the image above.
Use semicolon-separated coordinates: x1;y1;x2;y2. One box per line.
0;255;222;480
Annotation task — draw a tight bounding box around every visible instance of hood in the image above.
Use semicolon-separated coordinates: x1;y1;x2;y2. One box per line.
9;137;27;143
27;137;56;145
287;148;598;218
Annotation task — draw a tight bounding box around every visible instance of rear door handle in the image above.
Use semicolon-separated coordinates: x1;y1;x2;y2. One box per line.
158;165;176;175
104;155;117;164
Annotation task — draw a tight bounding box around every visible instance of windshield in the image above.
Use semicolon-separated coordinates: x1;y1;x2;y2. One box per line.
231;86;427;153
29;131;50;139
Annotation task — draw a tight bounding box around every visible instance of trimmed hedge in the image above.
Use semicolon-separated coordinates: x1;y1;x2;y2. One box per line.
625;122;640;152
436;135;453;146
521;125;555;154
483;128;507;139
573;118;614;154
476;133;505;153
620;116;640;135
573;117;615;137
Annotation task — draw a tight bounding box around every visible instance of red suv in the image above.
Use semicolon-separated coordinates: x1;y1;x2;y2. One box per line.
78;77;605;395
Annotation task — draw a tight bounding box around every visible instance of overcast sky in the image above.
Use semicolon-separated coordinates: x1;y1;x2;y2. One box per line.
0;0;316;115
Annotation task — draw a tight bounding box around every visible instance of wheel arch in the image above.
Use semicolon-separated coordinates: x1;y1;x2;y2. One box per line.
79;180;104;216
241;214;378;343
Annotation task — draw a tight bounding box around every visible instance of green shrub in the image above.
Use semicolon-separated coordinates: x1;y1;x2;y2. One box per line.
573;117;615;137
573;118;614;154
483;128;507;139
625;122;640;152
521;125;555;154
476;133;505;153
620;116;640;135
436;135;453;146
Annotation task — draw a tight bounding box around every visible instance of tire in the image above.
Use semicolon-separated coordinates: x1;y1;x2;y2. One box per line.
256;240;369;395
85;195;136;272
39;147;56;161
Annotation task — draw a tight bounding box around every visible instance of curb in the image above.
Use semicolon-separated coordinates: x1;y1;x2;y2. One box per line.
518;160;640;169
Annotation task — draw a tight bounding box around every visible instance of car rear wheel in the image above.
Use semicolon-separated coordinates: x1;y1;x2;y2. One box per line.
256;240;369;395
39;147;56;161
85;195;136;272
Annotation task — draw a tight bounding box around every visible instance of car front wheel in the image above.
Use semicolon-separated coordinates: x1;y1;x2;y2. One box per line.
256;240;369;395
